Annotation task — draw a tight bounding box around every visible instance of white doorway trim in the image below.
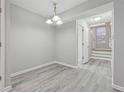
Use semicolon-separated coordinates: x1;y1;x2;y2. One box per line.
0;0;5;90
76;2;116;91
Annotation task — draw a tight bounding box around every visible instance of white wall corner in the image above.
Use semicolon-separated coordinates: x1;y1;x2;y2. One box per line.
112;84;124;92
0;86;12;92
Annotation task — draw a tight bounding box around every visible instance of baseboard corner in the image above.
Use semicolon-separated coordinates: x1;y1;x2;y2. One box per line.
112;83;124;92
0;86;12;92
10;61;78;78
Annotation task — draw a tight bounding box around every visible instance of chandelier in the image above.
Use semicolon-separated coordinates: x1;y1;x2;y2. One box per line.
46;3;63;25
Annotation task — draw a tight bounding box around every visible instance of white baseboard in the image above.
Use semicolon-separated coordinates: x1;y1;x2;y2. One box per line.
10;61;78;78
0;86;12;92
10;62;55;77
112;84;124;92
54;61;78;68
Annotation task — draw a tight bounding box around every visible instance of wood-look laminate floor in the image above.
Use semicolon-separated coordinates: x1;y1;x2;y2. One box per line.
10;59;118;92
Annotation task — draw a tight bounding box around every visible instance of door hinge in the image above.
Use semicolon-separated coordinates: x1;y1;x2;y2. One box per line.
0;42;2;47
0;76;1;80
0;8;1;13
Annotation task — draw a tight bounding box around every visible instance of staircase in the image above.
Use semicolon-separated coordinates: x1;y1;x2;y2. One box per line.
91;49;112;60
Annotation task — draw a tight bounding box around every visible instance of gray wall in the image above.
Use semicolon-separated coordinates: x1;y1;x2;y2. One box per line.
9;5;55;74
55;21;77;66
114;0;124;89
5;4;55;87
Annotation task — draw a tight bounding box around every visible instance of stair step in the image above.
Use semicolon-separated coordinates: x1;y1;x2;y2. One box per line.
93;48;112;51
92;51;111;55
91;56;111;61
91;54;111;58
92;53;111;56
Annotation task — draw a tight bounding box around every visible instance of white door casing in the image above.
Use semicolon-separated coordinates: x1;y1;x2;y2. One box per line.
0;0;5;89
83;22;89;63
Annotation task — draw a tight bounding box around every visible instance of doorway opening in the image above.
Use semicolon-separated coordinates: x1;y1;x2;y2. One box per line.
77;11;113;65
77;9;114;91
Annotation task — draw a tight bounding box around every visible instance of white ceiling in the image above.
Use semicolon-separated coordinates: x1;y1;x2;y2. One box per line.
10;0;88;18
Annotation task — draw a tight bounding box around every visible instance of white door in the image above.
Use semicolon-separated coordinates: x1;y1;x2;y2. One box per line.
78;24;84;66
82;27;84;61
83;22;89;63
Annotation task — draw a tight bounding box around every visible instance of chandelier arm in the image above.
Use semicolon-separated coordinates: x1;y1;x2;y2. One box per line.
53;3;57;16
46;2;63;25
